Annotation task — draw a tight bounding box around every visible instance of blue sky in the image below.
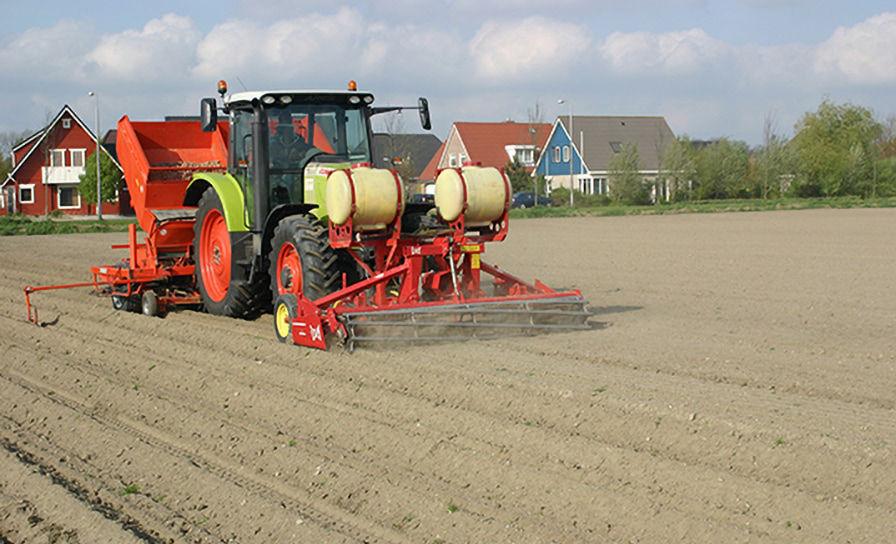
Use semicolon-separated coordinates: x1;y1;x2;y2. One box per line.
1;1;894;144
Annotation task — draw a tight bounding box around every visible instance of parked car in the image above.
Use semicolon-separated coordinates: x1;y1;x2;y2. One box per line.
511;192;552;209
409;192;434;205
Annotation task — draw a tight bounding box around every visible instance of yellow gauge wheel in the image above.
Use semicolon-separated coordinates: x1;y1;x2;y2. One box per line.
273;295;298;343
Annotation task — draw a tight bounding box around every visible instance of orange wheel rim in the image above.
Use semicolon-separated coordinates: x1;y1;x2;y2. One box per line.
199;209;230;302
276;242;303;296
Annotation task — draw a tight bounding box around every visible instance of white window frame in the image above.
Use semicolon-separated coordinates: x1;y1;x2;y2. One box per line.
562;145;570;162
19;184;35;204
57;185;81;210
50;149;66;167
515;148;534;166
458;154;468;165
552;146;560;163
62;118;71;129
448;153;458;167
70;149;86;168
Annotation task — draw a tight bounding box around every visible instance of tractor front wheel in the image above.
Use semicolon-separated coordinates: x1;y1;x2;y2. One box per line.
194;188;267;318
268;215;341;304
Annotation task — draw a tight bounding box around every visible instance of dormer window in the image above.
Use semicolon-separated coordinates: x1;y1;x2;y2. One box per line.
514;147;534;166
62;118;71;129
609;141;623;153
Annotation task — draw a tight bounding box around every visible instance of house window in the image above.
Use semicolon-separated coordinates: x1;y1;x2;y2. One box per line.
50;149;66;167
562;145;570;162
552;146;560;163
609;141;623;153
70;149;86;168
515;148;534;166
448;153;458;167
459;154;468;165
596;177;608;195
19;184;35;204
57;186;81;209
62;118;71;129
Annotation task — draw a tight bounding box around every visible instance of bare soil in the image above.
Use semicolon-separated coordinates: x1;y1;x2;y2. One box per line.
1;208;894;543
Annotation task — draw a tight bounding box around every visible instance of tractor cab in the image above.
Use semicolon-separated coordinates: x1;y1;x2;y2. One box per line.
200;82;431;230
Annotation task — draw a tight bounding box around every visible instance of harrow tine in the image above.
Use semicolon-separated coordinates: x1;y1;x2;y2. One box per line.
340;294;594;348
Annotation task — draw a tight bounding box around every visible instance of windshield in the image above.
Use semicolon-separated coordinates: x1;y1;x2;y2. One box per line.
266;103;370;172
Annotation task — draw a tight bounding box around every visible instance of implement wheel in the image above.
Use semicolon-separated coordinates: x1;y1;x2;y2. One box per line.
273;294;298;343
142;291;159;317
194;188;267;318
111;289;139;312
268;215;341;304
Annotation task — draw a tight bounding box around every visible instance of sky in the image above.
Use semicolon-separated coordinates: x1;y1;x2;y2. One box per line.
1;0;894;145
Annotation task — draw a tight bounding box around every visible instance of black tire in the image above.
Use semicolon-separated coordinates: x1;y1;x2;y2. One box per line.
111;290;139;312
273;294;298;343
142;291;159;317
194;188;268;319
268;215;341;303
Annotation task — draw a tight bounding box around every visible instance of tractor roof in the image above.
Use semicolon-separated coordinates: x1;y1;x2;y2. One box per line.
225;90;374;106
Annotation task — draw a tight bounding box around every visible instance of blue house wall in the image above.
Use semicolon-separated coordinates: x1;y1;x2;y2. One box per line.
535;121;586;177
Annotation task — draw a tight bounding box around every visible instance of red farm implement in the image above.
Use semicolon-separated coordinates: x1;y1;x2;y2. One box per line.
23;85;592;349
24;117;227;321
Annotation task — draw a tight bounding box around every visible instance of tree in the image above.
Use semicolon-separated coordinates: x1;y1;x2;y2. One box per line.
0;152;10;182
504;158;533;193
754;113;795;199
693;139;751;199
608;144;649;205
790;100;883;197
659;136;697;201
878;115;896;159
78;151;121;204
376;112;418;182
0;129;34;182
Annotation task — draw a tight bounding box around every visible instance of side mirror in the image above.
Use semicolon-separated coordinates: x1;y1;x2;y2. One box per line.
200;98;218;132
418;97;431;130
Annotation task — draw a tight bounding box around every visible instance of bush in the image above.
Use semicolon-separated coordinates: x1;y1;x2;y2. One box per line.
546;188;611;208
549;187;570;207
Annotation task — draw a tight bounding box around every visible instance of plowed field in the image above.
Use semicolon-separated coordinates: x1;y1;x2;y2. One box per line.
1;208;894;543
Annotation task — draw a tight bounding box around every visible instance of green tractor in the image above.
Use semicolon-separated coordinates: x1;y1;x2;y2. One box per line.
185;82;432;318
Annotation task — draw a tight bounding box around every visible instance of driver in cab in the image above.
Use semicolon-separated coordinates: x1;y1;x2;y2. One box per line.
268;112;313;204
269;112;313;168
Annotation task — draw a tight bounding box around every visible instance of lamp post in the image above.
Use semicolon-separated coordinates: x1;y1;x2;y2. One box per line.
557;99;574;207
87;91;102;220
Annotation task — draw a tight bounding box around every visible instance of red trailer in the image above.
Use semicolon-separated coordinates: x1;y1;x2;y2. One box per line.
25;117;228;320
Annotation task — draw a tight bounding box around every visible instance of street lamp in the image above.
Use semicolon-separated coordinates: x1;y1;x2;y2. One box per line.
87;91;102;220
528;126;538;207
557;99;574;207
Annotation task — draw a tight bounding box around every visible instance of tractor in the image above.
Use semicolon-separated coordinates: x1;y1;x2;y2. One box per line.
24;81;591;350
185;81;432;319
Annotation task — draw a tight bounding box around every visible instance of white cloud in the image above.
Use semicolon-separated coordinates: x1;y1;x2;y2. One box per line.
89;14;200;82
469;17;591;82
2;8;896;145
599;28;728;76
194;8;374;83
0;21;93;83
814;12;896;85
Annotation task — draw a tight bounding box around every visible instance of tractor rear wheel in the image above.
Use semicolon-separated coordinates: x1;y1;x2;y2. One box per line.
194;188;267;319
268;215;341;304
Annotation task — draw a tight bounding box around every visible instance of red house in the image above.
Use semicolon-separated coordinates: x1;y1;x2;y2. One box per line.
1;105;122;216
418;121;552;182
